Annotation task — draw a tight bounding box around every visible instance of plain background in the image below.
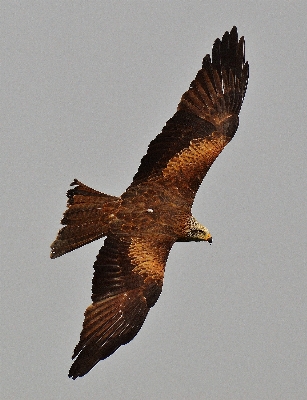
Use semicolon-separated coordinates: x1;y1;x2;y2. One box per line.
2;1;307;399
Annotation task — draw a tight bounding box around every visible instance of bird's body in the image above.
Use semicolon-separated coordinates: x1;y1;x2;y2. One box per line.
51;26;249;379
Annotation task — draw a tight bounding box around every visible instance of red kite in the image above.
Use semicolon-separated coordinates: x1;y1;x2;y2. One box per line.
51;26;249;379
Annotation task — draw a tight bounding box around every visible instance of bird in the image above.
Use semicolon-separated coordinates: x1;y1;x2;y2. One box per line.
50;26;249;379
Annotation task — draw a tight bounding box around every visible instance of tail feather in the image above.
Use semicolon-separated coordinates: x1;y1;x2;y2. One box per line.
50;180;121;258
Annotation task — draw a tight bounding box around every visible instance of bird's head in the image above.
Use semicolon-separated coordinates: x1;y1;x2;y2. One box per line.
177;215;212;244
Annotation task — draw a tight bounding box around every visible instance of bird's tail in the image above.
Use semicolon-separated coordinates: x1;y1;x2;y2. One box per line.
50;179;121;258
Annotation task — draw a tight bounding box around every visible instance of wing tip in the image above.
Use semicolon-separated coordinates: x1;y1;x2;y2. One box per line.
178;26;249;120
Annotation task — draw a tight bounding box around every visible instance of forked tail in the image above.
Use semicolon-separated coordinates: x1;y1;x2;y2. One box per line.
50;179;121;258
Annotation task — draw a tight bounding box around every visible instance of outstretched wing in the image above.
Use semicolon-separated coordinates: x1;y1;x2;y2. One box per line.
131;26;248;205
68;233;173;379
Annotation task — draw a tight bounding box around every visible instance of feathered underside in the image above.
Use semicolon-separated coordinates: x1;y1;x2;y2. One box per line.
50;26;249;379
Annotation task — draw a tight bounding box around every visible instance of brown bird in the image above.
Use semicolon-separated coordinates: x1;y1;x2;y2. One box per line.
51;26;249;379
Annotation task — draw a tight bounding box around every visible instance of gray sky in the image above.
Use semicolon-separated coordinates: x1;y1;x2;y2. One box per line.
2;1;307;399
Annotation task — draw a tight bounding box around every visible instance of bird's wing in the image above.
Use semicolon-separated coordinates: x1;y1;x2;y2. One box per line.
131;26;248;205
68;233;173;379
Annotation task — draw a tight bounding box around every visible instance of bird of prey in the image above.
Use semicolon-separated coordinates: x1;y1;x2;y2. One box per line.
51;26;249;379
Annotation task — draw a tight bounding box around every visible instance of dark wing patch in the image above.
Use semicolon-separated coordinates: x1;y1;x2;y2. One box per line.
68;234;173;379
131;26;248;188
50;180;121;258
